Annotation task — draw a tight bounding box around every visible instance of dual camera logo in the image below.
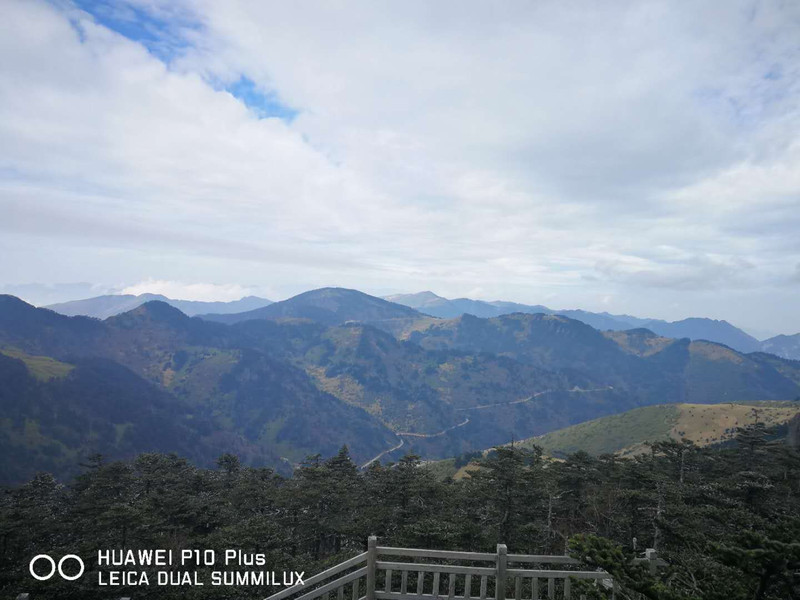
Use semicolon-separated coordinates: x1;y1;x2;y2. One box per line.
29;554;85;581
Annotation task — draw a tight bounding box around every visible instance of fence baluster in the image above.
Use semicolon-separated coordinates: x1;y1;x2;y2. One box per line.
417;571;425;596
448;574;456;599
547;578;554;600
352;579;359;600
465;574;472;599
385;569;393;594
480;575;488;600
367;536;377;600
401;570;408;595
496;544;507;600
433;572;441;598
514;576;521;600
532;578;538;600
563;578;570;600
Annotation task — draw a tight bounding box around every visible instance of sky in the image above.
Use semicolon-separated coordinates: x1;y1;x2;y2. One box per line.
1;0;799;337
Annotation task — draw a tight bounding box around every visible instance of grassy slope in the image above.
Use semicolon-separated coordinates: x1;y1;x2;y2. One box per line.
520;404;679;457
669;402;799;446
425;401;800;479
0;347;74;380
518;401;800;458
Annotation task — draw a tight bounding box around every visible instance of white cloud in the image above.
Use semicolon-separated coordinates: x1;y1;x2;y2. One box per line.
1;0;800;331
594;255;757;291
120;279;259;301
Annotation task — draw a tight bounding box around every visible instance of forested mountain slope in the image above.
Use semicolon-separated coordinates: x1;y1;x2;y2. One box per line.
386;291;764;352
407;314;798;406
0;296;397;483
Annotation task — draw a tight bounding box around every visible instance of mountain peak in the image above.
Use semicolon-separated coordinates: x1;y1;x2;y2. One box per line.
0;294;35;310
0;295;50;326
385;290;446;303
110;300;190;328
641;317;761;353
135;300;188;317
199;287;422;326
0;294;103;340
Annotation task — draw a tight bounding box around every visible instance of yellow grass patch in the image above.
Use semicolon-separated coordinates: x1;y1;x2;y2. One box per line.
672;402;799;446
0;348;74;381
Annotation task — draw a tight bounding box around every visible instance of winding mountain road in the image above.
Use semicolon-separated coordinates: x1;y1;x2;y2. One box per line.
455;386;613;411
360;438;405;469
359;417;472;469
396;417;471;438
359;386;612;469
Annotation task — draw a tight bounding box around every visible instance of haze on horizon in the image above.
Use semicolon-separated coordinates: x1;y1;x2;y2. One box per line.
1;0;799;337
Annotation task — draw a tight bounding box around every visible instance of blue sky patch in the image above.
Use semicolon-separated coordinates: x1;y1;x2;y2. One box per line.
763;66;782;81
71;0;198;63
226;77;299;122
68;1;297;122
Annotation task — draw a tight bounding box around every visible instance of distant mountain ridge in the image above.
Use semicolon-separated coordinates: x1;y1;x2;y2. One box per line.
45;293;272;319
200;287;424;327
42;289;791;357
639;317;761;353
760;333;800;361
404;312;800;406
385;291;772;355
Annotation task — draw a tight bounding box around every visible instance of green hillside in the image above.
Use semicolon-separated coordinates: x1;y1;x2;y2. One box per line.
0;348;74;381
520;404;679;456
521;401;800;457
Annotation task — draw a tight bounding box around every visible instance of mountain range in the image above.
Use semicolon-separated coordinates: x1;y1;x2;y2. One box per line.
386;291;796;357
43;289;799;359
760;333;800;362
2;287;800;484
45;293;272;319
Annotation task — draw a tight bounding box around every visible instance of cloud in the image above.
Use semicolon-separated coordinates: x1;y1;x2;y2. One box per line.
1;0;799;331
594;256;756;291
792;264;800;284
120;279;260;301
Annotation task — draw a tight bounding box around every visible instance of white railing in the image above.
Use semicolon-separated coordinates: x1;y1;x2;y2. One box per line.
266;537;664;600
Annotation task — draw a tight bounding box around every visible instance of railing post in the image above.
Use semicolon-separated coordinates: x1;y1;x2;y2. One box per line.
367;535;378;600
495;543;507;600
645;548;658;576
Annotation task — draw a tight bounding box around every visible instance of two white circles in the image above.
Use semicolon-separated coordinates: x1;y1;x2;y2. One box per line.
29;554;85;581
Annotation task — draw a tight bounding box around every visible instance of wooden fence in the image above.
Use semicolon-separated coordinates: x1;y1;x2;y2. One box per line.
266;537;664;600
